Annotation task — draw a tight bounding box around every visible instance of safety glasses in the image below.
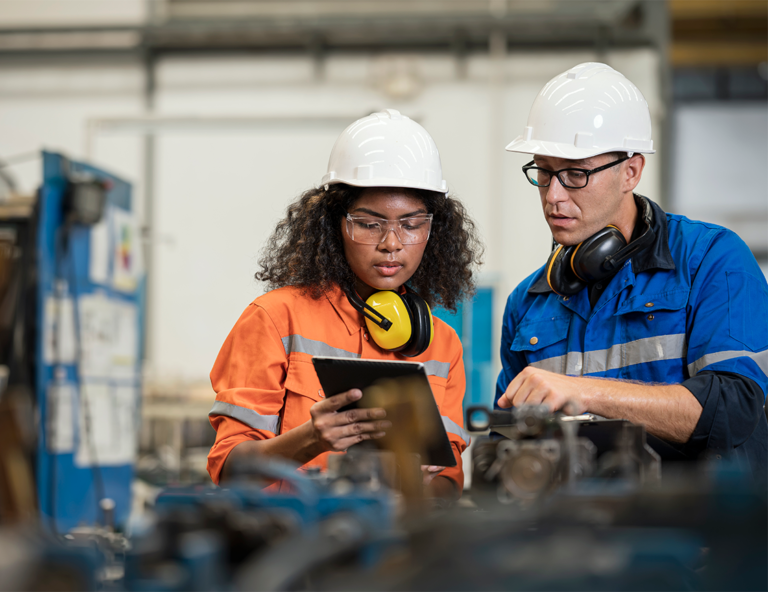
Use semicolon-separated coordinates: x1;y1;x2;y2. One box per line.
345;213;433;245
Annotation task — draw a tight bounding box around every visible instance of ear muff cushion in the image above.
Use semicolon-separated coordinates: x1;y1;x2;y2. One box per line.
546;245;585;296
571;226;627;282
399;292;433;357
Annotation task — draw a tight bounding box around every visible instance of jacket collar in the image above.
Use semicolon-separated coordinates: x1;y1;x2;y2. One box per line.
529;194;675;295
325;284;363;335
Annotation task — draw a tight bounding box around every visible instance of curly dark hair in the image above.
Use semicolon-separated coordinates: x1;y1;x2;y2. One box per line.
255;184;483;312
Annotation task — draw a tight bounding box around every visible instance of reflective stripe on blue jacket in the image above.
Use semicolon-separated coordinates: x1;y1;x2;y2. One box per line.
495;197;768;475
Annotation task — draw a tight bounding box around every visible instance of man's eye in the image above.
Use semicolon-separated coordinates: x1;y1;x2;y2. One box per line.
569;171;586;178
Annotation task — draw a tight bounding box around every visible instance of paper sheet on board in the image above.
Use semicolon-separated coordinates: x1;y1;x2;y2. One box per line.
75;382;138;467
89;214;110;285
46;382;75;453
78;293;138;381
42;296;76;365
111;208;144;292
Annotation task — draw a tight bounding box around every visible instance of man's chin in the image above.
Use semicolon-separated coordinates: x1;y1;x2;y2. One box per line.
550;230;581;247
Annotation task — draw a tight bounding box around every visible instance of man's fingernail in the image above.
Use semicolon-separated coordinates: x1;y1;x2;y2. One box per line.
351;390;362;398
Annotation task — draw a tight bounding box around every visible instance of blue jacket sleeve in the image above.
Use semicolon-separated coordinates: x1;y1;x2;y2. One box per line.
683;229;768;469
495;292;528;409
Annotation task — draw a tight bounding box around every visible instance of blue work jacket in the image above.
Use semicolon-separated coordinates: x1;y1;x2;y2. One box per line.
496;197;768;475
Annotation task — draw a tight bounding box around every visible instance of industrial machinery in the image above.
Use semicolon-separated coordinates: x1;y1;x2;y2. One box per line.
466;405;661;504
115;408;766;591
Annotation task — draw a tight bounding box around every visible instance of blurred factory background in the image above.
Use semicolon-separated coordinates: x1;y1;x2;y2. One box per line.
0;0;766;545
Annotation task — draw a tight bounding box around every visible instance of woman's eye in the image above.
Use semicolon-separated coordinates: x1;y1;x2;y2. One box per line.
402;219;426;230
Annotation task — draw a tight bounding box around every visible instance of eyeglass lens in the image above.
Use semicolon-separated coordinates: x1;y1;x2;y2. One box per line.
346;215;432;244
525;168;588;189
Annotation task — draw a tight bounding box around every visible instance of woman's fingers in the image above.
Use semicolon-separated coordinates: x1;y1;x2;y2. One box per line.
311;389;363;416
321;420;391;443
310;389;390;452
333;430;388;452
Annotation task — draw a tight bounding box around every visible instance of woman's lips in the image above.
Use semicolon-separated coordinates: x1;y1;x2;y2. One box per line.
374;263;403;277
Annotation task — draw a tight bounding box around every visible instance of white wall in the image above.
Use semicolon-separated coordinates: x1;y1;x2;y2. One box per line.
671;103;768;277
0;48;663;386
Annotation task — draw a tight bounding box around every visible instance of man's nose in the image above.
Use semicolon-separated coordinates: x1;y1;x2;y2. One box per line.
545;175;569;204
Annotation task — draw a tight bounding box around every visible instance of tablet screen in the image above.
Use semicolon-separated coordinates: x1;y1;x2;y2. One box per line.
311;356;457;467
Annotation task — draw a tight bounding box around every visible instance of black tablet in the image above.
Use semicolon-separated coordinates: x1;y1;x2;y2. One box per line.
311;356;457;467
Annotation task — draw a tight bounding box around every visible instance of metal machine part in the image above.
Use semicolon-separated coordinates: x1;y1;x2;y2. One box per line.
467;405;659;503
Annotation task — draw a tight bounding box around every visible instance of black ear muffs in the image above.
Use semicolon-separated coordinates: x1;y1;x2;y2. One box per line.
546;244;586;296
570;226;627;283
546;195;656;297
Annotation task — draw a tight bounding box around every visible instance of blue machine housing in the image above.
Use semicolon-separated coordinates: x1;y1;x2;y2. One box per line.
35;151;144;533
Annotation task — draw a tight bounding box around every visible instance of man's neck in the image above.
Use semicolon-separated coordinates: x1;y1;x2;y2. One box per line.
613;192;640;243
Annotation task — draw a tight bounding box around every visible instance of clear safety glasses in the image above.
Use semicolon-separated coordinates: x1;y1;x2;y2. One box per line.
522;155;630;189
345;213;433;245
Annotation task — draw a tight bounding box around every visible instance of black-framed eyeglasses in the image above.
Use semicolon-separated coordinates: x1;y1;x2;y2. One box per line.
522;155;630;189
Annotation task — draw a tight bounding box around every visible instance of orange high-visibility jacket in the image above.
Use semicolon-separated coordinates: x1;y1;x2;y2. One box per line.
207;284;470;491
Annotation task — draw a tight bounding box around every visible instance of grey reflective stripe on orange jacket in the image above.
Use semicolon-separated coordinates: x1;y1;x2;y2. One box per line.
282;335;360;359
530;333;687;376
282;334;451;378
209;400;281;434
442;416;470;445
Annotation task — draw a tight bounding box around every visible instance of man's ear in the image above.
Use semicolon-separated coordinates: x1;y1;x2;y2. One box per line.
622;154;646;193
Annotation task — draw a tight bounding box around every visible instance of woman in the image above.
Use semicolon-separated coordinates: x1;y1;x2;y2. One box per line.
207;109;482;499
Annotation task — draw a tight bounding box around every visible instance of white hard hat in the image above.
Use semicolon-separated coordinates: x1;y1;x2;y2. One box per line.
506;62;655;160
323;109;448;194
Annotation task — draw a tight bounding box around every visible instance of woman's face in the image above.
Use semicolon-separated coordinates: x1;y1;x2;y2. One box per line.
341;187;429;299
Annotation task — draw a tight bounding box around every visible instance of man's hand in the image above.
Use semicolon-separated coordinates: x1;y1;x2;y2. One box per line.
498;367;589;415
309;389;391;452
498;367;703;444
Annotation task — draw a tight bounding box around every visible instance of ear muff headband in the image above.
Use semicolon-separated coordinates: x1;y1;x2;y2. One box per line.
546;245;565;294
346;289;434;357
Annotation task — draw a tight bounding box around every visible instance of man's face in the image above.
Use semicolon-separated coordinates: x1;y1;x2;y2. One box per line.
532;153;624;246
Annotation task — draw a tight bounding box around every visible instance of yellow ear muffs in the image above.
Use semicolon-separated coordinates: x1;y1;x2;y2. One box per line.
398;292;434;357
351;290;434;357
364;291;413;350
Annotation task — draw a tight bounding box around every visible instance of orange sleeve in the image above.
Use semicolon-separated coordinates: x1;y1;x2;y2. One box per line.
206;303;288;484
438;334;470;496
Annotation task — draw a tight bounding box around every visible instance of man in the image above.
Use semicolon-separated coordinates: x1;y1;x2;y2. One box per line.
496;62;767;476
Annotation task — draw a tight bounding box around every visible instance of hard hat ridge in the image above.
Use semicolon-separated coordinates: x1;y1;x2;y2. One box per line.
323;109;448;194
506;62;655;160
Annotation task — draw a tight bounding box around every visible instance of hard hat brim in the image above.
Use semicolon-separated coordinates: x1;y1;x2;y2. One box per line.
323;176;448;195
505;136;655;160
